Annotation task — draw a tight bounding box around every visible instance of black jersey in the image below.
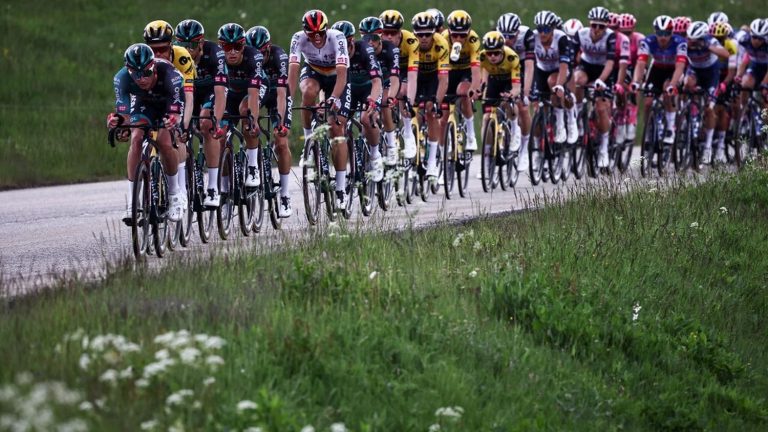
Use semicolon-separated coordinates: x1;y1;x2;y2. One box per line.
194;40;228;89
261;44;289;89
348;40;382;87
114;59;183;115
226;45;266;93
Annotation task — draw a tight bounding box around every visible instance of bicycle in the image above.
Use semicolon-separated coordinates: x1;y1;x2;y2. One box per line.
577;85;615;179
639;85;671;177
612;89;635;174
479;96;519;192
408;96;436;203
731;87;767;168
256;113;285;230
108;121;177;259
442;94;474;199
529;94;566;185
674;87;707;172
346;106;375;217
376;101;399;211
217;114;264;239
183;116;217;244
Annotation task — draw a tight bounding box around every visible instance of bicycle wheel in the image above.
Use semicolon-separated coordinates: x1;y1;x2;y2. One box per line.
377;136;396;211
150;157;169;258
178;150;195;247
442;120;456;198
457;127;471;198
734;109;754;168
131;162;151;259
302;139;322;225
359;137;375;217
547;139;562;185
503;121;519;188
342;133;356;219
195;153;215;243
617;127;633;174
528;111;545;186
573;108;588;180
264;148;282;231
242;148;265;235
480;117;496;193
216;145;235;240
640;108;656;178
674;111;692;172
418;127;429;202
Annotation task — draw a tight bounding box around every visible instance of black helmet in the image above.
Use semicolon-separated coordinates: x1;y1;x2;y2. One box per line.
359;16;384;34
124;43;155;70
217;23;245;43
246;26;271;49
331;20;355;38
175;19;205;41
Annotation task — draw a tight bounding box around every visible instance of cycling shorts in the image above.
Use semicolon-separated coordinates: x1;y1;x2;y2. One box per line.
483;77;511;109
645;66;675;95
300;65;352;118
261;90;293;129
446;68;472;103
686;64;721;98
745;62;768;84
416;72;439;101
578;61;614;98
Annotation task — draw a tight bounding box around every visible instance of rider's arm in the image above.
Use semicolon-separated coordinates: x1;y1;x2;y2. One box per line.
522;29;536;98
633;37;651;85
276;48;289;126
247;52;264;128
670;41;688;87
556;35;570;86
113;68;132;123
287;32;302;98
164;70;184;121
330;32;350;100
598;33;616;82
469;32;482;94
510;55;522;98
436;38;451;103
213;45;228;126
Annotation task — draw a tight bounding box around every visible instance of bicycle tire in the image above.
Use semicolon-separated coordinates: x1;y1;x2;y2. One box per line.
243;148;265;235
443;120;456;198
734;109;754;168
178;150;195;247
195;153;215;244
131;162;151;260
504;121;519;188
617;130;633;174
528;111;545;186
358;136;375;217
456;128;471;198
150;157;169;258
216;145;235;240
674;111;692;172
573;108;588;179
640;107;656;178
547;139;562;185
302;139;322;225
481;117;496;193
264;148;282;231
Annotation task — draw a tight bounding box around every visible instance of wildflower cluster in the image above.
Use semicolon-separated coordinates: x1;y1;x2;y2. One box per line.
0;372;87;432
428;406;464;431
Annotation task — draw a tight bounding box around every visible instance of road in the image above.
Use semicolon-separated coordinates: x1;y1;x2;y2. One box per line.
0;153;643;292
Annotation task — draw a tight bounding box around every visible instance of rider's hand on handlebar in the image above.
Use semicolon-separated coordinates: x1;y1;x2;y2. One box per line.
629;82;641;93
106;113;122;129
594;79;607;91
665;85;677;96
274;123;289;137
326;96;341;112
552;85;565;97
164;114;179;129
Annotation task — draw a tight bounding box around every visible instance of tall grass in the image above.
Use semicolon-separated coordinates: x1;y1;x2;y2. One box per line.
1;161;766;430
1;0;764;188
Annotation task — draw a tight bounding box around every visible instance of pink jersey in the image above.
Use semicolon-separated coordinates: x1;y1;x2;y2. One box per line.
625;32;645;66
614;31;630;65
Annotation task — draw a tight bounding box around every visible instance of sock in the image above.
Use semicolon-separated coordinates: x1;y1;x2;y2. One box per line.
704;129;714;149
402;118;413;138
177;161;187;192
386;131;396;148
370;144;381;159
464;116;475;138
208;167;219;192
280;174;290;197
166;172;179;195
335;170;346;191
600;132;610;151
715;131;726;150
427;140;438;167
246;148;259;167
555;108;564;125
127;180;134;203
628;104;638;124
520;134;530;153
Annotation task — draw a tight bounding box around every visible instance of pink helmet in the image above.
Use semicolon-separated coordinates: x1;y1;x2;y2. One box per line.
673;16;691;34
608;12;621;30
619;13;636;31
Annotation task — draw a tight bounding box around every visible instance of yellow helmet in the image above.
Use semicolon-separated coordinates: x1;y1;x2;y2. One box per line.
482;31;505;50
709;21;731;38
143;20;174;43
412;12;437;32
447;10;472;34
380;10;404;30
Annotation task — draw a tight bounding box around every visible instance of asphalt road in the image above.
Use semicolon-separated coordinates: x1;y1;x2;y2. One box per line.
0;151;645;292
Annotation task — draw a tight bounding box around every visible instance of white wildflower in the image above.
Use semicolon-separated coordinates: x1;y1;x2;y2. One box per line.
429;424;441;432
179;347;201;365
369;271;378;280
154;349;170;361
15;372;33;386
203;377;216;387
300;426;316;432
244;428;263;432
118;366;133;380
330;423;347;432
435;406;464;420
94;398;106;409
632;302;642;322
135;378;150;388
153;331;176;346
102;350;120;365
99;369;118;385
78;354;91;371
78;401;93;412
452;233;464;247
166;389;193;406
690;222;699;228
203;336;226;350
140;419;159;430
719;206;728;214
237;400;258;412
473;241;481;251
469;269;478;278
0;385;16;402
56;418;88;432
206;355;225;370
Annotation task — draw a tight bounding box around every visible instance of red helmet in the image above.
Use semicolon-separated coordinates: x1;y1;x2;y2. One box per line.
619;13;636;31
608;13;620;30
673;16;691;34
302;10;329;33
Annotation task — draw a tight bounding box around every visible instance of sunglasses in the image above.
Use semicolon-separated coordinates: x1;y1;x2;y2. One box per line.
415;33;433;38
382;30;400;36
150;44;171;54
752;35;765;40
591;23;607;30
220;41;245;52
362;33;382;42
537;26;553;34
451;33;468;39
305;30;326;39
175;40;201;50
128;63;155;79
485;50;503;57
656;30;672;37
501;32;518;39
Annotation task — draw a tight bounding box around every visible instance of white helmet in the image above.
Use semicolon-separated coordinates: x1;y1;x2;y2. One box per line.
653;15;674;32
707;12;729;26
687;21;709;40
496;13;521;36
751;18;768;38
563;18;583;37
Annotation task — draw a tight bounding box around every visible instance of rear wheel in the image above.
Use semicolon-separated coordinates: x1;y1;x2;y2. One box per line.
131;162;151;260
195;154;215;244
640;108;656;178
150;158;169;258
528;112;545;186
217;146;234;239
443;122;456;199
302;140;322;225
481;118;497;193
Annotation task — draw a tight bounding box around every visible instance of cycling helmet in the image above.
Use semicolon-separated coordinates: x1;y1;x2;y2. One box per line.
687;21;709;40
673;16;692;34
751;18;768;38
302;10;329;33
653;15;674;32
331;20;355;38
446;10;472;34
709;21;731;38
412;12;437;32
482;31;505;50
217;23;245;43
563;18;583;37
608;13;621;30
175;19;205;42
619;13;637;31
245;26;271;49
554;15;564;30
534;11;559;28
587;6;610;23
144;20;174;43
707;12;729;25
359;17;384;34
496;13;521;36
124;43;155;70
380;10;404;30
426;8;445;29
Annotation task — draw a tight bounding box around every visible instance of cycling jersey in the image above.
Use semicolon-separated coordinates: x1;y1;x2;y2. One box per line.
348;40;382;87
572;28;621;65
417;33;450;75
261;44;288;90
686;36;722;69
715;37;738;79
623;31;644;66
170;45;196;91
509;26;536;63
375;40;400;82
397;29;419;73
637;35;687;67
737;34;768;65
113;59;183;117
533;29;571;72
480;46;521;83
225;45;266;93
289;29;349;76
192;41;228;90
440;29;481;70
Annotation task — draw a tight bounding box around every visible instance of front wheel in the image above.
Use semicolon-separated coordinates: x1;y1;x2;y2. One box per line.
480;118;497;193
131;162;151;260
640;109;656;178
302;140;322;225
674;112;692;172
528;113;546;186
217;146;235;239
150;157;169;258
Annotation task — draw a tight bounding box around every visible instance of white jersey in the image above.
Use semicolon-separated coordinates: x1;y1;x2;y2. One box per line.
533;29;571;72
289;29;349;76
573;28;619;65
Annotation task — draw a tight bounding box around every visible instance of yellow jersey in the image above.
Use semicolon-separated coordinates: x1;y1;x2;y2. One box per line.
417;32;450;75
479;46;521;83
440;29;481;70
170;45;196;91
398;29;420;73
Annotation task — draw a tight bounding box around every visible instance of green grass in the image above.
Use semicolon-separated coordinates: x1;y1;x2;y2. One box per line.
2;161;767;430
1;0;765;188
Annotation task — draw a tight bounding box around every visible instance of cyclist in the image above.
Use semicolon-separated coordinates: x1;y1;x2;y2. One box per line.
734;18;768;134
684;21;730;163
287;9;352;209
441;10;482;152
107;43;186;224
144;20;196;208
379;10;419;159
359;17;402;167
331;20;385;182
618;13;644;143
217;23;264;189
673;16;692;38
607;12;631;144
496;13;535;170
174;19;228;208
530;10;572;153
631;15;688;145
479;31;521;170
710;21;738;163
571;6;622;167
245;26;294;217
412;11;450;181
